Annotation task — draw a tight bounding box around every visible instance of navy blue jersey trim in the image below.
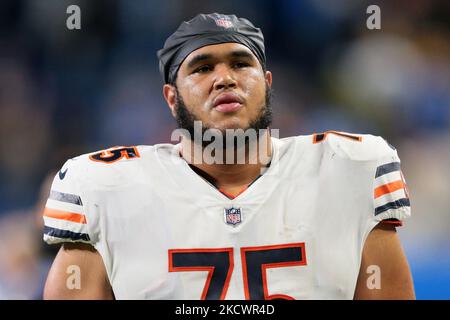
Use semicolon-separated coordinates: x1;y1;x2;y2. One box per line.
375;162;400;178
44;226;90;241
49;190;83;206
375;198;410;216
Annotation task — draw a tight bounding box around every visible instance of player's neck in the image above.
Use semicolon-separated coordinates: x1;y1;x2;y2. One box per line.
179;130;272;189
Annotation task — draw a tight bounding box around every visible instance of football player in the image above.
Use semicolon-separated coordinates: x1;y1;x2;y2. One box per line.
43;13;414;300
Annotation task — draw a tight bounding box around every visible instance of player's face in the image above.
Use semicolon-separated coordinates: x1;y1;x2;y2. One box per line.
164;43;273;133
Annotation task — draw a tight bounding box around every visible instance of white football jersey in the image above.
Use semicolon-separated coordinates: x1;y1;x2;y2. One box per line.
43;132;411;299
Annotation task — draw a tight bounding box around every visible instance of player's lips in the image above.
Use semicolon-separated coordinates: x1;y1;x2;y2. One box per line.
213;93;243;113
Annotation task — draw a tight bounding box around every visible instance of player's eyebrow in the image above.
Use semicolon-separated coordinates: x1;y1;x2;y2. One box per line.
227;50;256;61
186;50;256;69
186;53;213;69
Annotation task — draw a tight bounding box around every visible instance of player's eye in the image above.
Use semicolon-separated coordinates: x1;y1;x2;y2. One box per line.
194;65;212;74
233;62;250;69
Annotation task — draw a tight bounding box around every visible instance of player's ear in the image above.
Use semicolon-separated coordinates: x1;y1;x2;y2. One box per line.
265;70;272;88
163;84;177;117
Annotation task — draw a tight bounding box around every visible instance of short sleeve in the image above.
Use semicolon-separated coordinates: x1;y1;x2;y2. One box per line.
42;159;93;245
372;148;411;225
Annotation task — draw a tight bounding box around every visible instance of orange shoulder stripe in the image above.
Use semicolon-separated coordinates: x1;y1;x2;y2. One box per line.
43;208;87;224
374;180;405;199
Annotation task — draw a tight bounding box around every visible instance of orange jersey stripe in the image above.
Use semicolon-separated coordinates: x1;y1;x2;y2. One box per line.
381;219;403;227
374;180;405;199
219;185;248;200
43;208;87;224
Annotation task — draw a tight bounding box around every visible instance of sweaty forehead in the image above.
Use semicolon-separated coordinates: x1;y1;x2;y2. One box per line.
181;43;257;70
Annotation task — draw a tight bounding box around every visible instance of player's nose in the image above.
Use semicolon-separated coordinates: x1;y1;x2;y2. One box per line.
213;64;237;91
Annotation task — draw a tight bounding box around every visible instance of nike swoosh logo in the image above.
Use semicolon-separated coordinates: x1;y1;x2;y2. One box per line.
59;168;68;180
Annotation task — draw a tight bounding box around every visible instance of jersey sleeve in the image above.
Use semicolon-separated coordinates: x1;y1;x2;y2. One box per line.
371;143;411;226
42;159;93;245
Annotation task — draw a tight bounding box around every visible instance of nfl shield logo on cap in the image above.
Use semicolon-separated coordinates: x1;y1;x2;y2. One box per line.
224;207;242;226
211;14;233;29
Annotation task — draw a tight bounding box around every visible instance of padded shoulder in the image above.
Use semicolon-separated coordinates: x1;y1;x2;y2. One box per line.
317;131;398;162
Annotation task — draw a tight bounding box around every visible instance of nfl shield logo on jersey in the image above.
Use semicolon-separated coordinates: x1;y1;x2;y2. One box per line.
224;207;242;226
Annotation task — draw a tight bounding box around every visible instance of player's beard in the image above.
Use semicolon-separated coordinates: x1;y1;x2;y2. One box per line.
174;85;273;149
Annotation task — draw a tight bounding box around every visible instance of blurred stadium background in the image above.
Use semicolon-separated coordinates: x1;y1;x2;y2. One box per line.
0;0;449;299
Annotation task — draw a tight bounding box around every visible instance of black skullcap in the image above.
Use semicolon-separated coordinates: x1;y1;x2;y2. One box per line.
157;13;266;84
